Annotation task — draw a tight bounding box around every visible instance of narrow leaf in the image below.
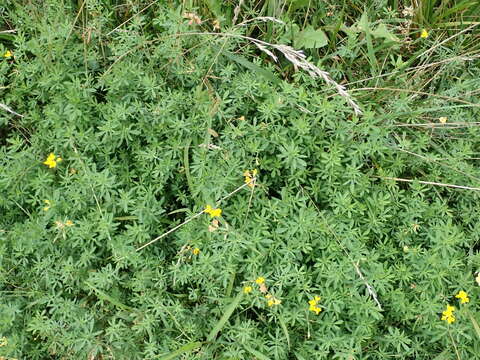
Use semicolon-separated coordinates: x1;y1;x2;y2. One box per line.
221;50;280;84
278;314;291;348
207;291;243;341
243;345;272;360
85;282;135;312
159;341;204;360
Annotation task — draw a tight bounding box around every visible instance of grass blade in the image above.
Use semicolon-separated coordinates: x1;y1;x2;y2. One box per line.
243;345;272;360
468;310;480;340
221;49;280;84
207;290;243;341
278;314;291;349
85;282;135;312
159;341;204;360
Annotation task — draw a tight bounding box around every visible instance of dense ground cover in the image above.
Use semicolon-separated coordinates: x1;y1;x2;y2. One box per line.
1;1;480;359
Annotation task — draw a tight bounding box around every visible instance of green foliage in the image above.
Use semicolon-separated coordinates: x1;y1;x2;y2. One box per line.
1;0;480;359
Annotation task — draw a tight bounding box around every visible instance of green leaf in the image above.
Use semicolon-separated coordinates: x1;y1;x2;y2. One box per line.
357;12;371;34
294;26;328;49
468;311;480;341
221;50;280;84
371;24;399;42
278;314;291;348
243;345;272;360
207;290;243;342
85;282;136;312
159;342;204;360
286;0;311;10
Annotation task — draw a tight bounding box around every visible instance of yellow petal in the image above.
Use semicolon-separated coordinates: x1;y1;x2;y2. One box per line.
209;208;222;217
255;277;265;284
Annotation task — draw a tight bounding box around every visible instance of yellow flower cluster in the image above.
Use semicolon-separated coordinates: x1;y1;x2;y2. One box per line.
243;169;258;188
244;277;281;306
441;304;456;324
455;290;469;304
3;50;12;58
243;285;252;294
255;277;265;285
308;296;322;315
204;205;222;218
441;291;470;324
0;336;7;346
55;220;74;229
265;294;281;307
43;153;62;168
420;29;428;38
43;199;51;211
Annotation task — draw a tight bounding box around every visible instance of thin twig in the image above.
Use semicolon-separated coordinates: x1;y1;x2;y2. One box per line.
300;185;382;310
136;211;205;251
343;52;480;88
236;17;285;27
106;1;158;36
391;146;480;184
136;181;252;251
353;261;382;310
392;122;480;128
232;0;245;26
64;0;86;45
349;87;480;107
416;23;479;61
448;327;462;360
375;176;480;191
0;103;23;117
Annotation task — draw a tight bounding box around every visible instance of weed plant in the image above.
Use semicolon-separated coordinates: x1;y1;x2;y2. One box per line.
1;1;480;359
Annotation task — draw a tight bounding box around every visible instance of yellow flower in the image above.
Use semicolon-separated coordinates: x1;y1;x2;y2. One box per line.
3;50;12;58
309;304;322;315
192;247;200;255
243;286;253;294
439;116;448;124
204;205;222;218
0;336;7;346
308;296;322;314
444;304;455;315
43;199;51;211
243;169;258;188
441;304;456;324
442;314;455;324
65;220;74;227
266;295;281;307
420;29;429;38
455;290;469;304
255;276;265;285
43;153;62;168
